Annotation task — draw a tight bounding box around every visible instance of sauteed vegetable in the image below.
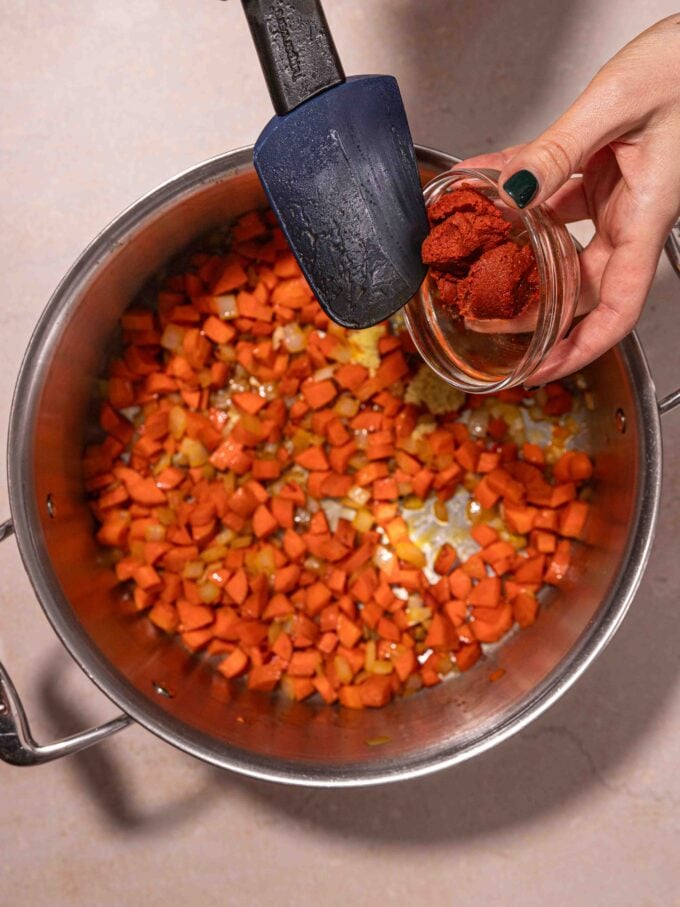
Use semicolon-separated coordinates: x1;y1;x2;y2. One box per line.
83;208;592;708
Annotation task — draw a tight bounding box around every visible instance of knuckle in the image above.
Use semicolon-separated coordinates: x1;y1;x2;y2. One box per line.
535;133;580;182
596;298;638;338
571;330;601;363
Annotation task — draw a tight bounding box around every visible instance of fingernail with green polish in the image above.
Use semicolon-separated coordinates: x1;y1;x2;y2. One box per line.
502;170;538;208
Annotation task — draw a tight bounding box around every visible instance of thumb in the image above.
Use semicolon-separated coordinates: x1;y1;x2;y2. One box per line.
498;75;640;209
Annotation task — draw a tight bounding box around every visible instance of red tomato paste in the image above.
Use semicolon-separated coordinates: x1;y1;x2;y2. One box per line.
422;187;539;320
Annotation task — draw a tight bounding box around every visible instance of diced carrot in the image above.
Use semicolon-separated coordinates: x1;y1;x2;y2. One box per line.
212;256;248;294
247;663;282;692
337;614;362;648
471;603;514;642
313;675;338;704
295;447;330;470
218;647;249;679
372;478;398;501
149;602;179;633
550;483;577;508
522;443;545;466
377;616;401;642
461;554;487;580
121;308;155;332
559;500;589;539
544;540;572;584
252;504;277;538
424;613;458;648
471;524;499;548
225;568;249;605
449;569;472;600
132;565;162;591
338;685;364;709
301;379;337;410
513;591;539;627
359;675;393;708
122;476;167;506
233;211;268;242
434;543;457;575
474;477;500;510
335;363;368;391
177;600;214;631
514;555;546;584
232;391;267;414
468;576;501;607
503;504;537;535
282;529;307;561
455;642;482;672
456;440;480;472
288;650;321;677
477;451;501;473
270;496;294;528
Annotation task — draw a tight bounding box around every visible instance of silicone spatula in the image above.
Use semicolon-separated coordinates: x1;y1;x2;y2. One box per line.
241;0;428;328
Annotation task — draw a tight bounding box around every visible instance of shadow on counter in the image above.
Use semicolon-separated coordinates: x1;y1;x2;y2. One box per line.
353;0;585;156
37;653;215;834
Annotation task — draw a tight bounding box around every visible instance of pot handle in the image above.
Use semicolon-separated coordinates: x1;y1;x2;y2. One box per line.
0;519;132;766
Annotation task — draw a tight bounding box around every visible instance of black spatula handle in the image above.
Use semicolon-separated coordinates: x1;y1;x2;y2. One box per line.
241;0;345;115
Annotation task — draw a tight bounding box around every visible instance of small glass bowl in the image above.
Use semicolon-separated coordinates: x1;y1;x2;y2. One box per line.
403;168;580;393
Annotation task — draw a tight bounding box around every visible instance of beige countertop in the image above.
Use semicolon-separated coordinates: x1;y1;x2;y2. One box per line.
1;2;679;904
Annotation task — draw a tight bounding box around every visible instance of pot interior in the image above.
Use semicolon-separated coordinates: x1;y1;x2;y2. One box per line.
12;149;656;784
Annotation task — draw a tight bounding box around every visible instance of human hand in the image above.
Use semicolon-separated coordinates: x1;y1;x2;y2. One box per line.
459;14;680;383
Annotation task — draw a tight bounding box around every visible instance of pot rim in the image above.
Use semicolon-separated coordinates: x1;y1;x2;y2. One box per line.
6;145;663;786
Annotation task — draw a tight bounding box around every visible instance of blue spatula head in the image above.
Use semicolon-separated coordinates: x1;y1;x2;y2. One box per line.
253;75;428;328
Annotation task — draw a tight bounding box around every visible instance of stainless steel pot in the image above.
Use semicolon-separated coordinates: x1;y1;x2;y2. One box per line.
2;146;679;785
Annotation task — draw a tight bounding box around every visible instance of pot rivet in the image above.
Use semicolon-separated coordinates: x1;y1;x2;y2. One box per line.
615;409;627;433
46;494;56;518
152;681;175;699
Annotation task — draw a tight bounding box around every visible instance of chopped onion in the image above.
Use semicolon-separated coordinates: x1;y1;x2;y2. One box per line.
183;560;204;580
320;499;342;531
347;485;371;506
334;655;353;684
210;389;231;410
313;366;335;382
179;437;209;467
198;581;221;604
406;605;432;627
119;405;140;422
352;509;374;533
156;507;176;527
468;409;489;438
395;540;426;569
281;322;306;353
169;405;187;439
216;344;236;363
214;529;234;546
214;293;238;319
161;323;185;352
200;545;228;563
334;395;360;418
372;545;394;568
144;523;166;542
268;622;283;646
